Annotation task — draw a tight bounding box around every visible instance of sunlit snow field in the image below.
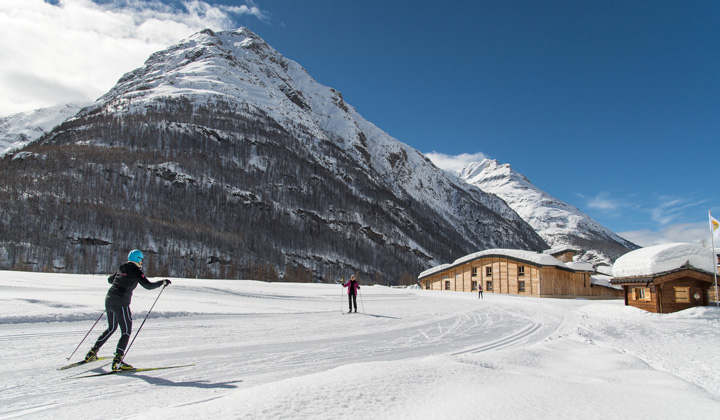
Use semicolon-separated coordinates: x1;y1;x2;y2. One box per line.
1;270;719;419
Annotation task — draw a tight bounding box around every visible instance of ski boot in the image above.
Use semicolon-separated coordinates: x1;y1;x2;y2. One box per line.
112;354;134;371
84;347;99;362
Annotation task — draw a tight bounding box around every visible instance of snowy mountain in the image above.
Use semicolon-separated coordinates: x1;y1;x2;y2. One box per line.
0;28;546;281
0;103;86;156
456;159;637;265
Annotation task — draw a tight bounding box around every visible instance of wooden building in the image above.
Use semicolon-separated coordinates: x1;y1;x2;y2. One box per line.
545;247;580;263
418;249;622;299
610;243;718;314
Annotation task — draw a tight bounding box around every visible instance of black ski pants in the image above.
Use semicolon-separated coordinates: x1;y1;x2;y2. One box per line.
93;302;132;356
348;293;357;312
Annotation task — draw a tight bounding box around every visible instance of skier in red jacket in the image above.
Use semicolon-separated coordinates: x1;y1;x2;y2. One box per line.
342;274;361;313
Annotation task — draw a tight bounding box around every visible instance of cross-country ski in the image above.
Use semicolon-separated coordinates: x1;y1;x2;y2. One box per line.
66;363;196;379
57;357;111;371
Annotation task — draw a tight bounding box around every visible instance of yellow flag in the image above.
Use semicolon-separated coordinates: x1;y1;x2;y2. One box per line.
711;213;720;239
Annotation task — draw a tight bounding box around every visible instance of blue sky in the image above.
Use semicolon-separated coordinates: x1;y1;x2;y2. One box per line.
2;0;719;247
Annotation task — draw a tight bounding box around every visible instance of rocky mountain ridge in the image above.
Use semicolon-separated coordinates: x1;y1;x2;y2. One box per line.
0;103;85;156
456;159;637;265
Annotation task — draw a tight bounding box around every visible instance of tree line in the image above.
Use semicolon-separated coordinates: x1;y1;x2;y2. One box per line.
0;98;455;285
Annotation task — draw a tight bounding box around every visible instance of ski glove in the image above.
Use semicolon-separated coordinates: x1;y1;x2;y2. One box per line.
163;279;172;286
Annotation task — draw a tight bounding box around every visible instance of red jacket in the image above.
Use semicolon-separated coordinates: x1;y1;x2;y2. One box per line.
342;280;360;295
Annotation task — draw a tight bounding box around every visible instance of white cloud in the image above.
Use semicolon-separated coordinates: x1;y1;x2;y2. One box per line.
584;192;623;212
580;191;709;233
649;195;709;226
0;0;268;116
425;151;488;173
619;222;713;247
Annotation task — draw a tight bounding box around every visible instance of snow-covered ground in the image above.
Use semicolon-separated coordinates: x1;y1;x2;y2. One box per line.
1;271;719;419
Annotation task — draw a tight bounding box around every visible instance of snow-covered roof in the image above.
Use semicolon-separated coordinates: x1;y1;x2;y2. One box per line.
612;243;716;278
566;261;594;272
419;248;567;278
543;247;579;255
591;274;623;290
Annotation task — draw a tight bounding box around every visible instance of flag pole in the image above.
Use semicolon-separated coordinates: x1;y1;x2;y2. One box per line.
710;211;719;307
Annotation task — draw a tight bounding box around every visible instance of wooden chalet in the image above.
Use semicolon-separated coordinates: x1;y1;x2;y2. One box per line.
418;249;622;299
610;243;719;314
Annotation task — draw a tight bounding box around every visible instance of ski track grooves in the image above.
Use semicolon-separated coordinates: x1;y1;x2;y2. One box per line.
0;284;570;420
450;322;543;356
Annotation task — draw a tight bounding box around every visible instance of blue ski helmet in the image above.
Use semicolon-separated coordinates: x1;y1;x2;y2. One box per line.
128;249;144;264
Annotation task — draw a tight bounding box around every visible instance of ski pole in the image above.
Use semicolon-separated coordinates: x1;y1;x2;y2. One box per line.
66;311;105;360
340;277;344;314
119;282;167;364
359;286;365;314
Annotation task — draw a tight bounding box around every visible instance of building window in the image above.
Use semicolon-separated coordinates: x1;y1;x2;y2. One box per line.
472;281;477;291
485;266;492;277
518;281;525;292
486;281;493;291
674;287;690;303
634;288;651;301
472;267;478;277
425;281;430;290
518;266;525;277
445;280;451;290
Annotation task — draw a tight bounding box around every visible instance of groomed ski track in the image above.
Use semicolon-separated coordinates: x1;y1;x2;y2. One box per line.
9;274;719;420
1;276;560;419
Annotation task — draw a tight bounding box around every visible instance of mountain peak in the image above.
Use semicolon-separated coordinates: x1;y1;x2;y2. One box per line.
2;27;550;279
84;28;316;120
456;159;637;265
459;159;505;179
459;158;534;190
232;26;260;41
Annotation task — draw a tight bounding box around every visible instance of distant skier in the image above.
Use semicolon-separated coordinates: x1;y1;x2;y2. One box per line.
478;284;483;299
83;249;171;371
342;274;360;313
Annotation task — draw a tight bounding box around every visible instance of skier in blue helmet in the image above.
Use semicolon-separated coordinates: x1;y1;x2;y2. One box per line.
84;249;171;371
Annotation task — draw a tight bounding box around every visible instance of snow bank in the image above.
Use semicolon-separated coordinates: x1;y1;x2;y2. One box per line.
612;243;716;278
665;306;720;320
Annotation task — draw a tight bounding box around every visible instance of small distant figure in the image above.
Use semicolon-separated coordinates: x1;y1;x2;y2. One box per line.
478;284;483;299
342;274;361;313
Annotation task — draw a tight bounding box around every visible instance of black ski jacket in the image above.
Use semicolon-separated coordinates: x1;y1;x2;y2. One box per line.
105;262;163;307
